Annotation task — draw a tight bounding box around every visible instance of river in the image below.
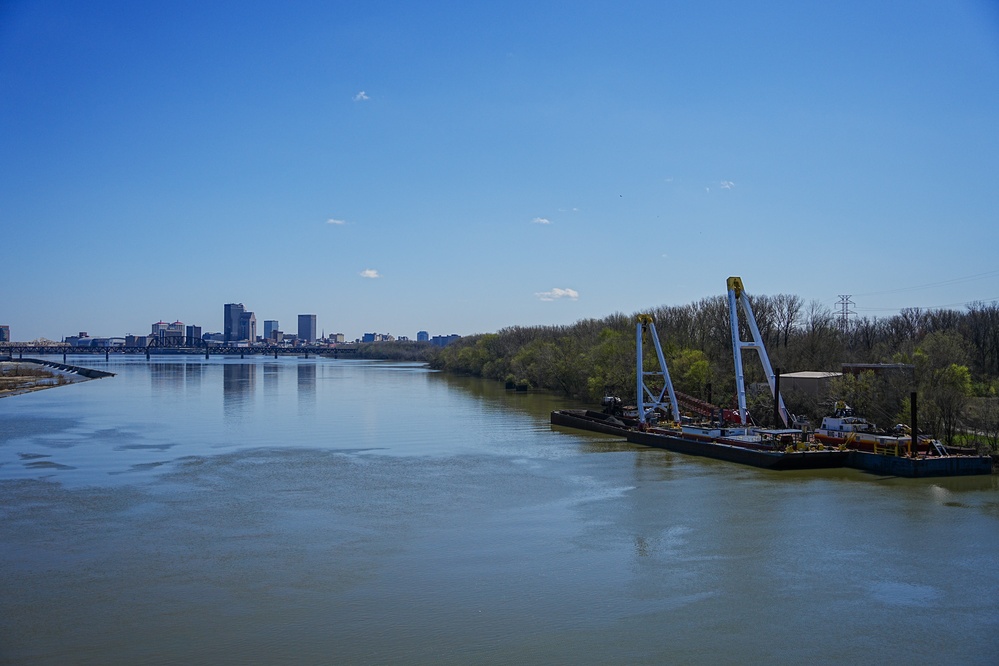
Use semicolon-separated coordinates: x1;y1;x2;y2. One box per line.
1;356;997;664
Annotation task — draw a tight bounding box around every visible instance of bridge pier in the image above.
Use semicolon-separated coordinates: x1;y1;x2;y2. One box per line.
63;351;67;363
274;350;278;359
205;348;210;360
145;348;150;360
240;351;244;359
105;349;109;362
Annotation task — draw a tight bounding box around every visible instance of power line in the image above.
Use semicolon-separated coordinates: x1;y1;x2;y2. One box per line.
849;269;999;298
852;295;999;313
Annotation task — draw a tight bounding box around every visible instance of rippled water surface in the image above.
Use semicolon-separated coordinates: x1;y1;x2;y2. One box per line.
2;356;998;664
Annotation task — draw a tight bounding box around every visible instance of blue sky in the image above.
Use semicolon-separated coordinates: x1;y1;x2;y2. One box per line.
2;1;998;342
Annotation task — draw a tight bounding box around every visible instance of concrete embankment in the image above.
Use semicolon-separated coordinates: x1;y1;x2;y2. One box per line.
0;356;114;396
21;358;115;378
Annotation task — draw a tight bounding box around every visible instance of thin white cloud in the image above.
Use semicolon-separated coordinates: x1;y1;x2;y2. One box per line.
327;218;347;225
720;180;735;189
359;269;380;279
353;91;370;102
535;287;579;302
532;217;551;225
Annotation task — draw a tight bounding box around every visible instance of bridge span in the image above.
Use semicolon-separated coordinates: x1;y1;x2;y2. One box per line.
2;345;359;361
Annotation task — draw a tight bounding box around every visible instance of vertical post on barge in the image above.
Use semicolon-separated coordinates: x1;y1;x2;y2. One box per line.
636;321;643;427
727;276;789;427
773;368;781;428
636;315;680;427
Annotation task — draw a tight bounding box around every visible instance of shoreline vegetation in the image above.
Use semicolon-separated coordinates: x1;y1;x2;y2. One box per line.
0;362;87;398
423;295;999;452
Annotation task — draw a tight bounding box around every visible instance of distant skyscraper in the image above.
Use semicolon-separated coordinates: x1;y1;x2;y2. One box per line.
151;321;185;346
417;330;429;342
264;320;279;341
239;311;257;342
166;321;185;346
224;303;245;343
431;334;461;347
0;325;9;343
186;325;202;345
298;314;317;343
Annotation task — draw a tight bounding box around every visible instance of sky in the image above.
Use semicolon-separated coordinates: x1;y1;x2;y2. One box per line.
2;1;998;342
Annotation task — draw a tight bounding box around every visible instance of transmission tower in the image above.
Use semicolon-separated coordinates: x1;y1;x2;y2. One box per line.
836;294;855;332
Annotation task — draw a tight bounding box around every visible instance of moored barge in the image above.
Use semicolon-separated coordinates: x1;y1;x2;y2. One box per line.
625;425;849;471
550;277;992;478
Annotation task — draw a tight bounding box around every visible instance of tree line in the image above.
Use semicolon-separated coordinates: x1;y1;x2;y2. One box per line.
427;295;999;449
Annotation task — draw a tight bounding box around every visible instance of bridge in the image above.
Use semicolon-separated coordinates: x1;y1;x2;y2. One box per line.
2;344;359;361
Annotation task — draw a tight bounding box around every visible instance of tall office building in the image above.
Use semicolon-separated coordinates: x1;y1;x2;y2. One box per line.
186;325;202;345
417;330;429;342
0;325;10;342
298;314;317;343
239;311;257;342
152;321;185;346
224;303;245;343
166;321;185;346
263;320;279;341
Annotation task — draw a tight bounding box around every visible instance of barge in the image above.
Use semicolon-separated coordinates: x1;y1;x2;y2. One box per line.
549;408;635;437
625;425;849;471
550;277;992;478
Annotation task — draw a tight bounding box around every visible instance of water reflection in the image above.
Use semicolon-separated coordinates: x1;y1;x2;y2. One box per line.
223;362;256;419
297;363;316;397
149;363;186;394
263;363;280;397
149;361;205;399
184;362;203;393
298;362;316;416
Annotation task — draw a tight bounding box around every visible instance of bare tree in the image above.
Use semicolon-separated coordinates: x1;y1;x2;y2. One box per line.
771;293;803;349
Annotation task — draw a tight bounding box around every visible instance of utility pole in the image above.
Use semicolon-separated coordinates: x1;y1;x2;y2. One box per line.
836;294;855;333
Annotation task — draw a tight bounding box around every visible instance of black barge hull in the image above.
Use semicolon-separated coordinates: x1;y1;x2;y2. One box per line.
550;409;635;437
625;429;849;471
551;410;990;476
551;410;847;471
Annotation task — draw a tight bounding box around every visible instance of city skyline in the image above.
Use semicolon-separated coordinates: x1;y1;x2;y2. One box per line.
2;2;998;342
0;296;454;344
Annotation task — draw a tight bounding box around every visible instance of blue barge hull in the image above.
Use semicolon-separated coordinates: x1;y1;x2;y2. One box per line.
847;450;993;477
